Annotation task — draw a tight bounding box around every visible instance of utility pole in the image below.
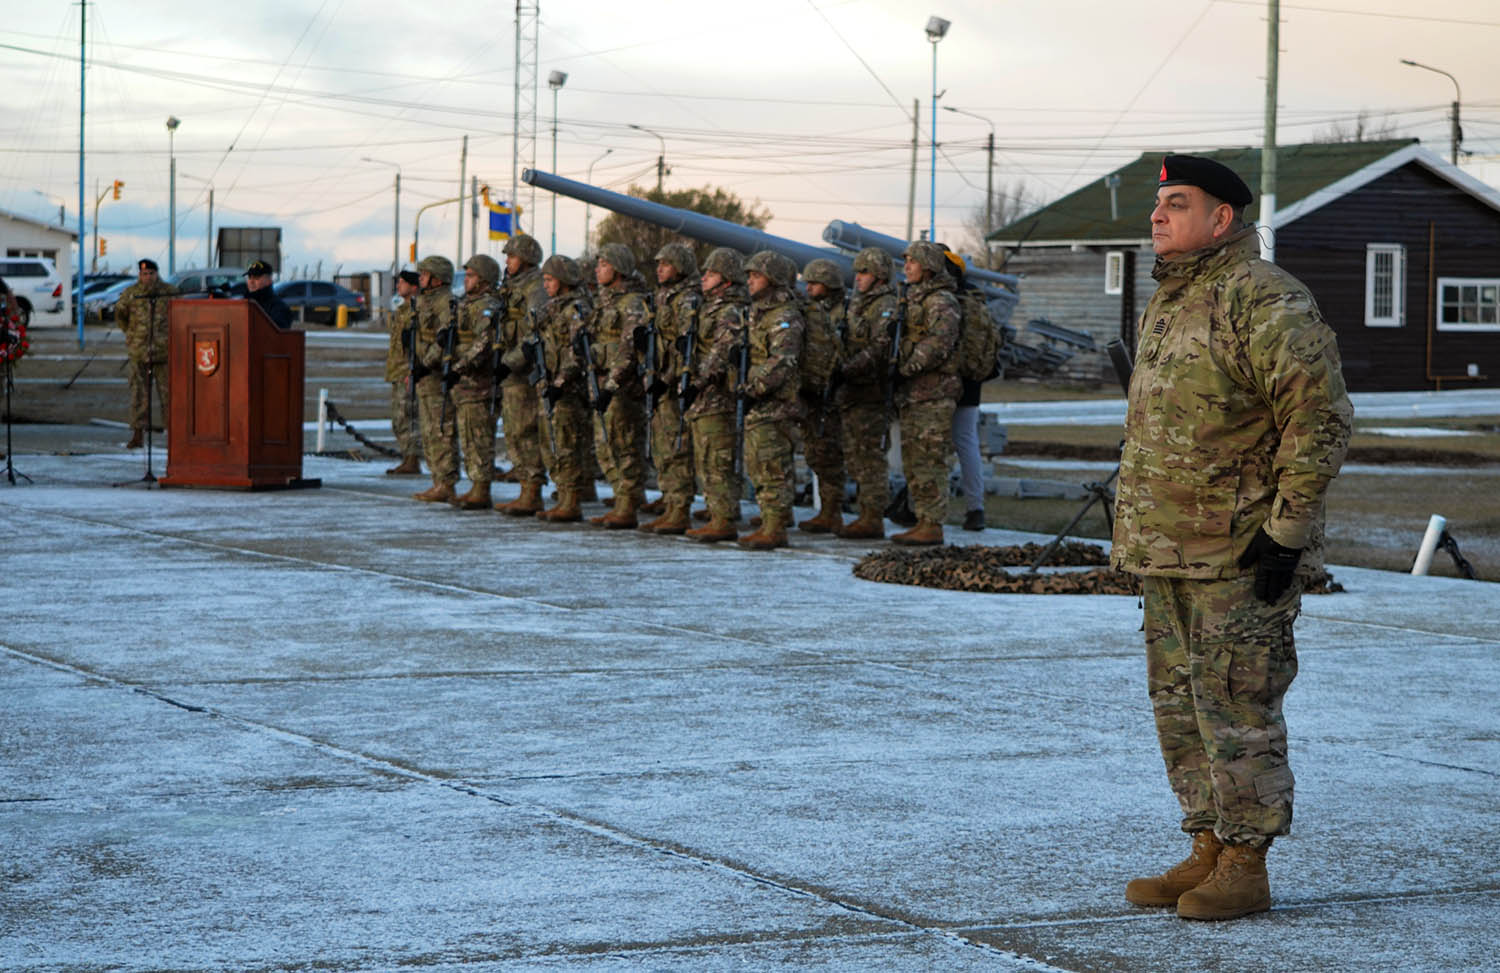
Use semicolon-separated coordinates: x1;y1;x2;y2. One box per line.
458;134;468;261
76;0;87;346
1260;0;1279;263
906;99;918;242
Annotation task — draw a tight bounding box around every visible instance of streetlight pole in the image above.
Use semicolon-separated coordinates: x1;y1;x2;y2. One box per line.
548;70;568;253
584;147;613;248
1400;58;1462;166
925;16;950;242
943;105;994;241
629;123;667;195
165;116;180;276
362;157;402;273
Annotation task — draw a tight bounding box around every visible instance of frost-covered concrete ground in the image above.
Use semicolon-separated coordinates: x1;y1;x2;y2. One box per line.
2;445;1497;971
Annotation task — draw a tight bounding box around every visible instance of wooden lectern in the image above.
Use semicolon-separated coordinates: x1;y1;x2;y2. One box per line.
161;298;319;490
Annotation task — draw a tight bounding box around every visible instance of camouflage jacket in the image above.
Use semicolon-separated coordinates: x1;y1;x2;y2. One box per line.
841;282;898;406
115;280;179;360
897;275;961;405
686;285;748;420
799;292;844;400
497;266;548;385
743;285;805;426
653;277;702;392
448;286;501;401
1112;229;1353;578
414;286;457;374
537;289;593;400
588;282;650;395
386;299;414;383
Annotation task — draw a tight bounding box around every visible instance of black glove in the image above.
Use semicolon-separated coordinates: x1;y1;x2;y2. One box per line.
435;327;454;349
1237;528;1303;604
400;327;413;353
646;374;670;399
494;362;511;383
411;363;430;382
632;327;650;354
594;387;614;415
442;369;460;391
681;382;698;410
542;384;565;405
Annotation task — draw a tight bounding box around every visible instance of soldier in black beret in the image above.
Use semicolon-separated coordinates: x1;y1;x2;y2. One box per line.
244;259;291;329
1149;154;1254;260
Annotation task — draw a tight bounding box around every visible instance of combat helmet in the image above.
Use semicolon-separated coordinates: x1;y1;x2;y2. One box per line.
703;247;746;285
417;255;454;284
541;254;583;288
902;240;950;276
745;250;795;289
851;246;892;280
654;241;699;280
801;258;845;291
502;233;543;267
597;242;636;278
464;254;501;287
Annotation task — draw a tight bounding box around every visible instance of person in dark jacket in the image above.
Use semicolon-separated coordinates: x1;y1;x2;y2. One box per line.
244;260;291;329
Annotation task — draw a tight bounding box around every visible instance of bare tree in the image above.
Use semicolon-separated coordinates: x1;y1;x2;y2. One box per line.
1314;110;1401;144
953;180;1036;269
592;185;773;272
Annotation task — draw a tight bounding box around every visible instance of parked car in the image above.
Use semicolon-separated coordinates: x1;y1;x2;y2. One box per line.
0;257;65;317
169;267;247;298
86;278;137;322
273;280;368;325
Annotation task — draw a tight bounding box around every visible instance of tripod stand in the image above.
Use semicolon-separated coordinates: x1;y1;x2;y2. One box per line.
1;304;30;484
114;293;161;488
3;353;30;486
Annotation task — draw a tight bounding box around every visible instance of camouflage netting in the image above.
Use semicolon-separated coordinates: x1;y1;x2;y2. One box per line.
853;543;1344;596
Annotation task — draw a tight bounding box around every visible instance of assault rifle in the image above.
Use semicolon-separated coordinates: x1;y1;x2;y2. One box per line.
882;283;907;450
674;294;701;452
573;327;607;415
404;311;418;428
524;311;555;454
732;324;750;479
639;314;663;461
438;298;458;427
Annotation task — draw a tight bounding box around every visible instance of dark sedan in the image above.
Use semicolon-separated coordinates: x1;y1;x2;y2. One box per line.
272;280;368;326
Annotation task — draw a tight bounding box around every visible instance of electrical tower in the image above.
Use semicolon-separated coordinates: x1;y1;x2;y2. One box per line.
512;2;539;234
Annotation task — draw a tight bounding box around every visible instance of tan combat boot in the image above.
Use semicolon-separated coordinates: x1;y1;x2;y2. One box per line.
601;494;638;529
837;509;886;540
738;514;788;550
386;456;422;476
537;487;582;522
798;505;842;534
413;481;457;503
644;501;691;535
891;520;944;546
639;496;666;515
1176;842;1271;921
498;480;544;516
1125;831;1224;908
686;517;737;543
451;481;492;510
125;429;144;449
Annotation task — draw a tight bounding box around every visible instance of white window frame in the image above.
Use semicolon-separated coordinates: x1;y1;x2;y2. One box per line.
1436;277;1500;332
1104;251;1124;295
1364;243;1404;327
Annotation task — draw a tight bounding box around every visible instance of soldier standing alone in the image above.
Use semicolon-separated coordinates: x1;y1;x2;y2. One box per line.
891;240;962;546
1115;154;1352;921
113;258;178;448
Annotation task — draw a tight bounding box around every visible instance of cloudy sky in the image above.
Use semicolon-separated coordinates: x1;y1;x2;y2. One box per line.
3;0;1496;279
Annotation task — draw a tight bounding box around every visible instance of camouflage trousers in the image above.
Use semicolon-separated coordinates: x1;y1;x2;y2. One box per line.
416;375;459;486
1142;574;1301;847
745;418;794;528
500;380;544;487
389;381;421;462
128;356;169;432
453;392;496;486
898;397;956;525
650;394;695;506
796;395;845;507
839;396;890;515
596;390;646;505
691;411;739;522
542;395;592;492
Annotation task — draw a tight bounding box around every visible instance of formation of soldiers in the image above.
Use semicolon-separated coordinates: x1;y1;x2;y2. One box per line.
388;232;972;550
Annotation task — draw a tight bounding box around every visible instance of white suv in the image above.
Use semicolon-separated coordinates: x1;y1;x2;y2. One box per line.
0;257;65;320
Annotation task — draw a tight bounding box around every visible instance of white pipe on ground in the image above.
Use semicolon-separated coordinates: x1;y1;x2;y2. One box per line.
1412;514;1447;576
316;388;328;454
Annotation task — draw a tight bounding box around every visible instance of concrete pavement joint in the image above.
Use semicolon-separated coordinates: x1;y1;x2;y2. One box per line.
1365;750;1500;779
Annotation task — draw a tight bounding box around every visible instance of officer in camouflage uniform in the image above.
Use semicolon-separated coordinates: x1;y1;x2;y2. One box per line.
796;258;848;534
642;242;702;534
1115;155;1352;922
445;255;503;509
410;256;462;502
835;247;898;539
683;247;750;542
892;240;961;546
385;270;423;475
114;258;178;448
737;251;805;550
588;243;651;528
494;234;550;515
533;254;594;523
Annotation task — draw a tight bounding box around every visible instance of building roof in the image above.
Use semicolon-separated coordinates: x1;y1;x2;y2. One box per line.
0;206;80;240
988;138;1432;247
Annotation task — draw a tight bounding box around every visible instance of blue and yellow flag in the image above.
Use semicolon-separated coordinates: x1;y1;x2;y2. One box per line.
488;201;519;240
